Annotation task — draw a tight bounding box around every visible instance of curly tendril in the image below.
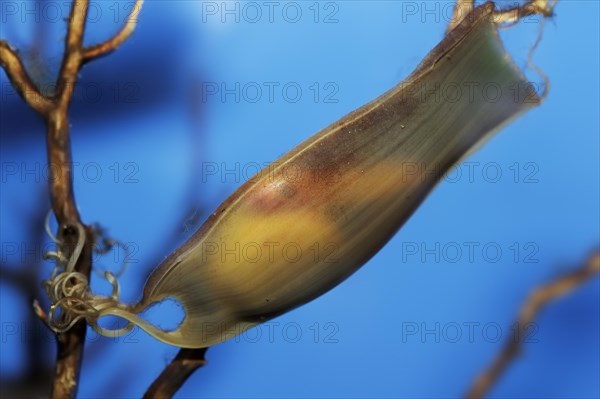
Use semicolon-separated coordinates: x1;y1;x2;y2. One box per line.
43;215;134;337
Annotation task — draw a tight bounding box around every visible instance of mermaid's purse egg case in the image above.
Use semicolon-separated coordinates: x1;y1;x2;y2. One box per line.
97;3;540;348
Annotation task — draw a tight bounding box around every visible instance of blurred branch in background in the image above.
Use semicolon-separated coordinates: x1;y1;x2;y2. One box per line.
138;76;211;278
467;250;600;399
0;194;53;398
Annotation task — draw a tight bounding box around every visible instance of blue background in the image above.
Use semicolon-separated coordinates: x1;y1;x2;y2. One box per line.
1;1;599;398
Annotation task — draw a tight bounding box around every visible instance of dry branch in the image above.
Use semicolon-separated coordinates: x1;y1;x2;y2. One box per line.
144;348;209;399
0;41;52;115
0;0;144;396
466;251;600;399
82;0;144;62
448;0;556;32
493;0;556;25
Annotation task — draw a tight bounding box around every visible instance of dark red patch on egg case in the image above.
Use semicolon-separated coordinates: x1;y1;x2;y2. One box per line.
244;136;360;215
241;78;421;216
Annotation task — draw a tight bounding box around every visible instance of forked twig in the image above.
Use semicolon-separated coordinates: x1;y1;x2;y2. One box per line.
0;0;144;397
0;41;53;115
82;0;144;62
466;251;600;399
